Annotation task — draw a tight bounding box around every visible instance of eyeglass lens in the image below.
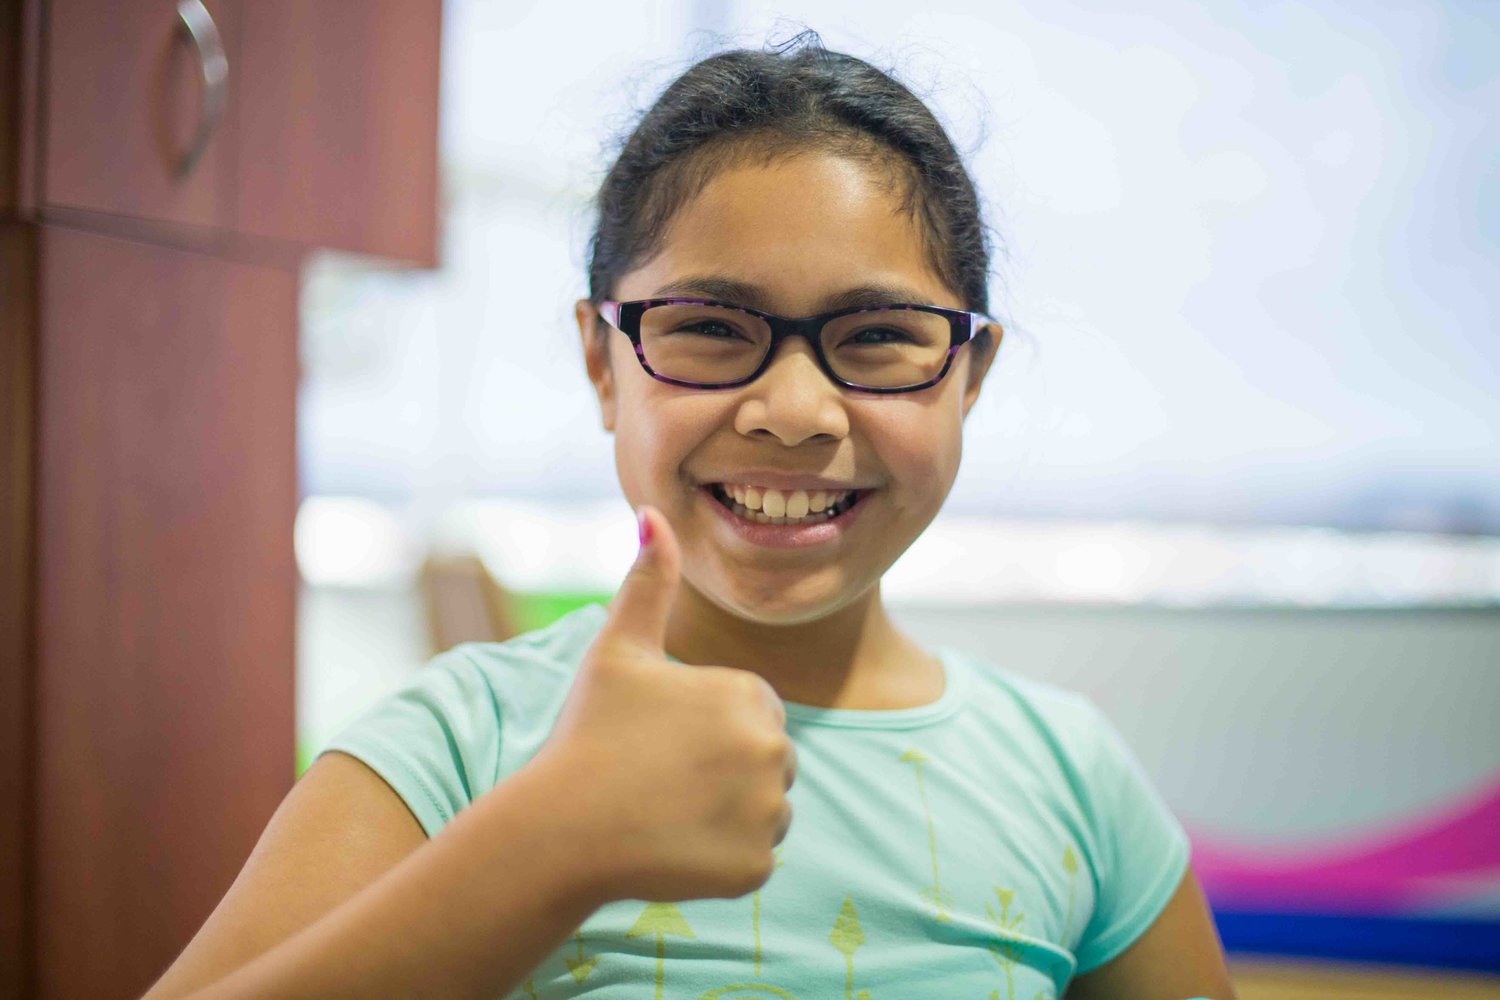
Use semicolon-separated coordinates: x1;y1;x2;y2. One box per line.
638;302;951;389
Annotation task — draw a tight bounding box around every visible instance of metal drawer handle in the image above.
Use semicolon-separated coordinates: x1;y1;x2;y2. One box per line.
174;0;228;177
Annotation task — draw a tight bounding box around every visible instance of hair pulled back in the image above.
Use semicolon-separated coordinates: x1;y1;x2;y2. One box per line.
586;31;996;342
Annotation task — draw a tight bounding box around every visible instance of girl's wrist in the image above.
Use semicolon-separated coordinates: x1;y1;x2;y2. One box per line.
534;743;646;908
473;745;624;915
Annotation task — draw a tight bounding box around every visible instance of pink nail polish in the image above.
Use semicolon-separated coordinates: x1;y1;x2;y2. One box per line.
637;509;653;548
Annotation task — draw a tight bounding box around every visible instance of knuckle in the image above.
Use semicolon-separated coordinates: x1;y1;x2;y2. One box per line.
580;654;632;692
583;640;632;674
729;669;768;702
749;787;788;831
734;778;789;848
734;852;777;894
725;871;760;898
622;559;664;588
747;730;786;764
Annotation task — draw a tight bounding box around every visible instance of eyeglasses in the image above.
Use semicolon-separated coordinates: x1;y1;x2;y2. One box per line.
596;297;995;394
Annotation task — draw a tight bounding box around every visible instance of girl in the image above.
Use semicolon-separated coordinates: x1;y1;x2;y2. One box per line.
144;35;1235;1000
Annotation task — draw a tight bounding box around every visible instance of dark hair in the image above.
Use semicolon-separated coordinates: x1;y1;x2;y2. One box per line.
586;31;997;355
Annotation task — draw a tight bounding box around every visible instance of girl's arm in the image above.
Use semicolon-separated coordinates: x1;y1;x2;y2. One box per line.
1064;867;1238;1000
142;749;608;1000
144;508;793;999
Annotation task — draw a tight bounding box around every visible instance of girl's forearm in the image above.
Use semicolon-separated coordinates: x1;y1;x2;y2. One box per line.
179;755;609;1000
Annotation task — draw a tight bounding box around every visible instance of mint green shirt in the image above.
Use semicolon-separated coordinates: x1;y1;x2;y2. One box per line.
319;603;1190;999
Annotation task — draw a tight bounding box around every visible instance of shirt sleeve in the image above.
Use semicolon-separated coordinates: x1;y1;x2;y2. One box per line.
314;646;503;839
1071;698;1192;975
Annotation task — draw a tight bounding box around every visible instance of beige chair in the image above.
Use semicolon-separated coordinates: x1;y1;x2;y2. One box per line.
416;552;517;655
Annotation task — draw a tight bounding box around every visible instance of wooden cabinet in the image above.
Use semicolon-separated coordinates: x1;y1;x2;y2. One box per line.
40;0;439;264
43;0;237;230
3;1;442;997
34;226;298;998
235;1;441;264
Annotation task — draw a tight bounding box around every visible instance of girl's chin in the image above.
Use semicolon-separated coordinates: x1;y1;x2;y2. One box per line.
686;564;872;628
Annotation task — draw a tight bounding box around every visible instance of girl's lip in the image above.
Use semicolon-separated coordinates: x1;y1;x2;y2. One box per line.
698;484;868;549
699;475;873;493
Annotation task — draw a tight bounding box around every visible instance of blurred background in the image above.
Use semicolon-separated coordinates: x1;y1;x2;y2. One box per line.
294;0;1500;992
13;0;1493;997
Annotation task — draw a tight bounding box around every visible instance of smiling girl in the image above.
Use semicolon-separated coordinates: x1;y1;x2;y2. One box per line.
143;34;1235;1000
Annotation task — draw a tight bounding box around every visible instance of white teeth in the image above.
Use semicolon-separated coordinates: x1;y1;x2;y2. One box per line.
713;482;860;526
720;485;851;512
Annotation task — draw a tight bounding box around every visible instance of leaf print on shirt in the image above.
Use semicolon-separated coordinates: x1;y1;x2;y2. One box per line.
984;886;1027;1000
698;848;806;1000
697;986;801;999
1061;846;1080;944
899;747;953;922
628;901;695;1000
829;894;870;1000
563;930;598;983
753;846;787;976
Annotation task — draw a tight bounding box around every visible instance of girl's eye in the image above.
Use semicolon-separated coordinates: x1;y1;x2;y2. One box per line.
676;320;743;340
845;326;915;345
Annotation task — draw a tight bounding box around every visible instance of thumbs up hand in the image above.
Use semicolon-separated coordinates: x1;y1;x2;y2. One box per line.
533;505;796;904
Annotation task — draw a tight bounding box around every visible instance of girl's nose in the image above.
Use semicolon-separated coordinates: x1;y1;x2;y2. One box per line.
731;339;850;447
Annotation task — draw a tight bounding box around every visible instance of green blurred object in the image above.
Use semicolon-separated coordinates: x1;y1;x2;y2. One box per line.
506;589;611;635
293;589;612;779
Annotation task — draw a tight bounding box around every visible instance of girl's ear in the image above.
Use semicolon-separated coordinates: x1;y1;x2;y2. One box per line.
960;322;1004;420
575;299;617;432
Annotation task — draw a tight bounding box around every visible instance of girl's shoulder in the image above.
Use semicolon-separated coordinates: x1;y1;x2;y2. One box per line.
444;601;609;681
942;646;1190;947
316;603;611;837
434;600;612;721
940;646;1143;793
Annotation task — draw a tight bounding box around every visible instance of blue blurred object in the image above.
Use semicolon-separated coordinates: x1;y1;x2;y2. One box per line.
1215;909;1500;973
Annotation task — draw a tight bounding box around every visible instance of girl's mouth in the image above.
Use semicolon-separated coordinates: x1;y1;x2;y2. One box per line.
705;483;867;525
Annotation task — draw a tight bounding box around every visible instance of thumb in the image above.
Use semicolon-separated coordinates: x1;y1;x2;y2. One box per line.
600;504;681;655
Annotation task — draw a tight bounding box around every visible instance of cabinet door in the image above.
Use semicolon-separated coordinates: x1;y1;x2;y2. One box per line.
0;222;36;1000
34;225;296;1000
235;0;441;265
43;0;237;230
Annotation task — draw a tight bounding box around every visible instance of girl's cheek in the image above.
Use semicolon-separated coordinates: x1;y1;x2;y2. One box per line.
616;404;693;497
877;412;958;477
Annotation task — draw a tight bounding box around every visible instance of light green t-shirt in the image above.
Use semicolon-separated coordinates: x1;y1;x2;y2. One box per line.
319;603;1190;999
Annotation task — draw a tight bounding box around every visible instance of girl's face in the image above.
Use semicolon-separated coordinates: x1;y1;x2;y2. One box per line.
577;151;999;626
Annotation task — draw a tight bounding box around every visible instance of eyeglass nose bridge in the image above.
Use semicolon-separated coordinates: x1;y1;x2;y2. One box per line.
752;313;841;379
765;314;831;343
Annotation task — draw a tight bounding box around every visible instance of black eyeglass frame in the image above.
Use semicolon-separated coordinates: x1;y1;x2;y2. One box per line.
597;297;997;394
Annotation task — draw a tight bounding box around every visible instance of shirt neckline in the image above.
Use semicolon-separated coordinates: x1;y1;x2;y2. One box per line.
649;630;967;730
776;644;970;730
578;602;970;730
